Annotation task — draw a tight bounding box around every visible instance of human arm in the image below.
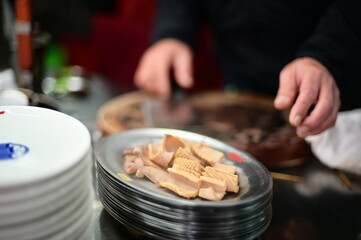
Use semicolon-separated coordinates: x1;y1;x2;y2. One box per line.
275;57;340;137
274;0;361;137
134;39;193;98
134;0;201;98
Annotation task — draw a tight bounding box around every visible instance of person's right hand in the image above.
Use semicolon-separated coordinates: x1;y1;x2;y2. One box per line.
134;39;194;99
274;57;340;137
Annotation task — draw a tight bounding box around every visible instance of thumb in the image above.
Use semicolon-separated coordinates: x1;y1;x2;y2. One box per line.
274;64;298;110
172;48;194;88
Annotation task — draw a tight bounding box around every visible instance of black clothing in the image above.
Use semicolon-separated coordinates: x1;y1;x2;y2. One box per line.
152;0;361;110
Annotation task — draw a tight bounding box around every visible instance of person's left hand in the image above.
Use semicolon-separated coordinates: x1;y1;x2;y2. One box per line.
274;57;340;137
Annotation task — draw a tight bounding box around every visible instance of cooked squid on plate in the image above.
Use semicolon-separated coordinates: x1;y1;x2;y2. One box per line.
123;134;240;201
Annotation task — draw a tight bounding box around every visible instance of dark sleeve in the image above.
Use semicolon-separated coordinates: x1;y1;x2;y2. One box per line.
32;0;94;39
295;0;361;110
151;0;201;48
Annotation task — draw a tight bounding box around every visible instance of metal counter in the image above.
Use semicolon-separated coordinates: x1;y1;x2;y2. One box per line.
58;77;361;240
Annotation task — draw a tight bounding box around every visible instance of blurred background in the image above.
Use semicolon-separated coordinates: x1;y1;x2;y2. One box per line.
1;2;361;240
0;0;222;93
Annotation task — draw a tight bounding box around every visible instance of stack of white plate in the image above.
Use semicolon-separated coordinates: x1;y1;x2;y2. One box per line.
95;128;272;240
0;106;94;240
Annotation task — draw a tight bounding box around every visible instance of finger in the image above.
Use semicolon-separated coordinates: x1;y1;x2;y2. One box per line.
134;53;156;90
296;79;339;137
173;48;193;88
289;72;320;127
134;51;172;98
134;59;148;89
274;66;298;110
152;58;172;98
297;100;338;137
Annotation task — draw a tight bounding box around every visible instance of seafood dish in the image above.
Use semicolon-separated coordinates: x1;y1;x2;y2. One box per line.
123;134;240;201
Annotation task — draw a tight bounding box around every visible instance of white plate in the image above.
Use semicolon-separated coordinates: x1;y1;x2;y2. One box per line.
0;149;91;204
0;183;93;240
0;106;91;188
0;159;91;226
50;192;94;240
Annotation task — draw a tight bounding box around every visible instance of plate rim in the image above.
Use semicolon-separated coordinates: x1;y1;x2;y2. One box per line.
95;128;273;208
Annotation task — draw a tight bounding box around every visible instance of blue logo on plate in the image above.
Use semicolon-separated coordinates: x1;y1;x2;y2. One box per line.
0;143;29;160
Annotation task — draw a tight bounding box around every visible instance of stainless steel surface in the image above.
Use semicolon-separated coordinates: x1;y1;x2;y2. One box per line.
95;128;272;239
57;77;361;240
96;128;272;204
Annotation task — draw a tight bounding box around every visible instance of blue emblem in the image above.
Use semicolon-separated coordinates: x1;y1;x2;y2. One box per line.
0;143;29;160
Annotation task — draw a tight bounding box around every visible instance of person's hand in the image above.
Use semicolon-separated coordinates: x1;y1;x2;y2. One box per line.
134;39;194;98
274;57;340;137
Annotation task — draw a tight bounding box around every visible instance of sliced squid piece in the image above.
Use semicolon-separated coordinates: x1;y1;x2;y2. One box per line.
172;163;201;177
122;134;241;201
148;143;174;167
213;162;237;174
147;142;162;159
162;134;185;152
191;145;224;166
151;151;174;168
156;181;199;199
135;169;145;178
137;166;169;184
157;168;200;199
177;137;204;150
124;156;144;174
202;166;239;193
172;157;204;173
198;176;227;201
123;148;134;155
133;144;162;168
174;148;202;163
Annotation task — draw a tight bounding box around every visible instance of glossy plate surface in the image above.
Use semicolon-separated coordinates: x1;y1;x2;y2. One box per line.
95;128;272;207
0;106;91;187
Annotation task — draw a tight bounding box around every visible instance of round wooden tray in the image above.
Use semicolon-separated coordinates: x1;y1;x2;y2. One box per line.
97;91;311;168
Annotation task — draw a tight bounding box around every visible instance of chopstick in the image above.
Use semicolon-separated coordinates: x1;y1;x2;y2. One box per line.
270;171;304;182
338;171;353;190
270;170;354;188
